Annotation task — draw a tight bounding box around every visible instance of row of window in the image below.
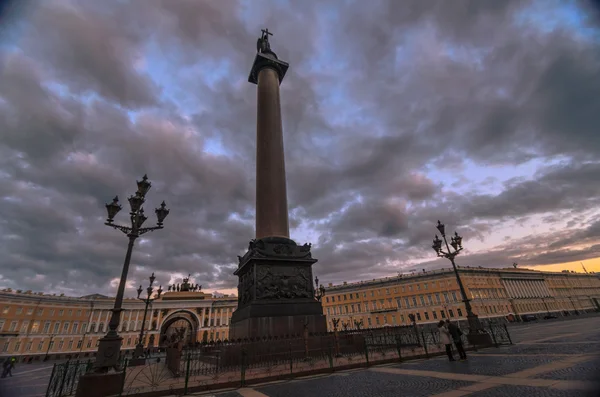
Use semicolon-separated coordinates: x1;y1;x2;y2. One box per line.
1;306;86;317
330;307;465;329
326;280;458;304
326;291;462;316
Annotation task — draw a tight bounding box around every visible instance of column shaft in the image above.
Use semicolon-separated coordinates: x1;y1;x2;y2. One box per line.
255;67;289;239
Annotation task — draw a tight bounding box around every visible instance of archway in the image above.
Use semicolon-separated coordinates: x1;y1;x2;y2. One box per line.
159;310;199;348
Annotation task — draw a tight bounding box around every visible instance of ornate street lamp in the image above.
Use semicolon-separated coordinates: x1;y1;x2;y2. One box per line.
133;272;163;360
431;220;491;345
95;175;170;372
314;276;326;302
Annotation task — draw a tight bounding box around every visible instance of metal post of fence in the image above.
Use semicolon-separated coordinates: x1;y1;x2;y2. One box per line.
184;353;191;395
421;331;429;358
327;342;333;369
488;323;498;347
118;359;128;397
240;348;247;387
363;338;369;366
395;335;402;362
57;360;70;397
44;363;57;397
289;341;293;375
504;323;513;345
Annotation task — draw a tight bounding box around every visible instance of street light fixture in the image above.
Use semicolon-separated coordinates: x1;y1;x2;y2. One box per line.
133;272;163;360
94;175;170;373
314;276;326;302
432;220;492;345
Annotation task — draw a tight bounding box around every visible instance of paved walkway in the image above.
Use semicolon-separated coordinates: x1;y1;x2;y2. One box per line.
178;317;600;397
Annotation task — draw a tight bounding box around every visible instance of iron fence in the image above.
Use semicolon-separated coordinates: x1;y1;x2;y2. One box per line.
45;360;92;397
47;321;511;397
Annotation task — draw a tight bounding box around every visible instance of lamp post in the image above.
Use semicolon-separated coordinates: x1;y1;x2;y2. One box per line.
432;220;491;345
314;276;326;302
43;334;55;361
94;175;170;373
133;273;163;360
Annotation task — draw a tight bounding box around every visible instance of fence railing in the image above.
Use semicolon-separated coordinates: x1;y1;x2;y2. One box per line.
46;321;511;397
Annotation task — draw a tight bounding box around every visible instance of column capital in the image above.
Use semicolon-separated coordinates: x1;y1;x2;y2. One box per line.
248;52;289;85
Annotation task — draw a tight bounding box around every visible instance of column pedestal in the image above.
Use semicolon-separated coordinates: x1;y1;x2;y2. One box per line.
229;237;327;339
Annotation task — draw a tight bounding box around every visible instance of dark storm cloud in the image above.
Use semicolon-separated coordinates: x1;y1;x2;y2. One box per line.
1;0;599;295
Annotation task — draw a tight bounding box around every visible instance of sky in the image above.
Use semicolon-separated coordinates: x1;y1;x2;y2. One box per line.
1;0;600;298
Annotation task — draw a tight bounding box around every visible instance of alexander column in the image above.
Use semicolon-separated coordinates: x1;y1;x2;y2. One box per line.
229;29;327;338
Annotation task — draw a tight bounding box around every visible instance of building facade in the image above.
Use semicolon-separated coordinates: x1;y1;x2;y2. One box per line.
0;289;236;362
320;267;600;331
2;267;599;361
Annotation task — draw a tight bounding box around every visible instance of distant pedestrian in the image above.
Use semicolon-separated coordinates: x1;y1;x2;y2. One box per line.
446;320;467;360
438;320;455;361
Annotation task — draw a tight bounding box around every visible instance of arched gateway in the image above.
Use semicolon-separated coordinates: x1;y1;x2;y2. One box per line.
159;310;199;347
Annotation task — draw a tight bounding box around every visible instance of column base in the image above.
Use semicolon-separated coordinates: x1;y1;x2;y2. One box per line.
94;334;122;370
75;371;124;397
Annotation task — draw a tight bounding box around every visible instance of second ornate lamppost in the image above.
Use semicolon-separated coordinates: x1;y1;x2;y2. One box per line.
133;272;163;360
432;220;492;345
314;276;326;302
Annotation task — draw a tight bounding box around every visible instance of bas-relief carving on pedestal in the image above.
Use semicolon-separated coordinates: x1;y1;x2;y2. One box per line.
255;265;312;300
238;268;255;306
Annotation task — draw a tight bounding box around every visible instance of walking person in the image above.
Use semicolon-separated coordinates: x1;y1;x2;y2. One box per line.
1;357;10;378
446;319;467;360
437;320;455;362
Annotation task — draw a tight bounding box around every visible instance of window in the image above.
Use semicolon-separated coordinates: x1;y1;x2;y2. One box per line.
404;297;410;308
38;341;44;351
452;292;458;302
432;311;438;319
371;291;374;297
327;308;331;315
419;296;425;306
449;309;455;318
9;322;17;332
27;308;34;315
99;323;104;333
76;340;82;349
443;292;450;303
435;293;441;304
412;297;417;306
357;303;361;312
326;297;329;303
457;308;463;317
375;317;380;325
0;320;4;331
424;312;430;320
409;285;413;291
49;309;55;316
441;310;446;318
344;294;347;301
87;340;92;348
68;310;73;316
58;341;64;349
14;342;21;352
386;288;390;295
81;323;87;334
26;342;32;351
58;310;64;316
2;306;8;314
332;296;335;302
68;340;73;349
416;313;422;321
424;283;428;290
428;295;433;305
31;321;40;333
417;284;421;290
367;318;372;326
63;322;70;333
77;310;82;317
72;323;79;334
37;308;44;316
16;307;23;315
20;321;29;332
392;315;396;324
400;314;405;323
363;292;366;298
396;298;402;308
53;322;60;333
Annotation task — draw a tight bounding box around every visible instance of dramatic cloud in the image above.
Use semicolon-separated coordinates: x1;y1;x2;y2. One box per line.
1;0;600;297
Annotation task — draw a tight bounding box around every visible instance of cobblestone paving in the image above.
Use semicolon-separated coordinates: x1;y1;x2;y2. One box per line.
536;357;600;381
255;371;473;397
206;317;600;397
397;354;559;376
468;385;582;397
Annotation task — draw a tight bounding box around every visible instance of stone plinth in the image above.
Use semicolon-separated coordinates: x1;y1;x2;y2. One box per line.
75;371;125;397
229;237;327;339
